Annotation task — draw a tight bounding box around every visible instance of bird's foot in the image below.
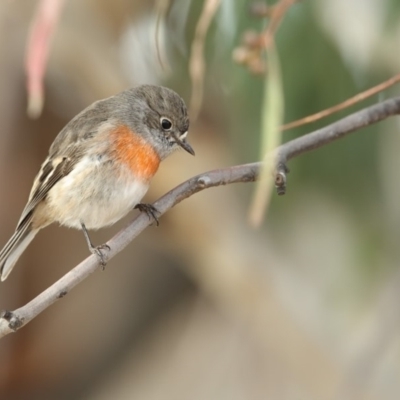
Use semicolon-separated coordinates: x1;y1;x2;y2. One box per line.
134;203;160;226
89;243;110;270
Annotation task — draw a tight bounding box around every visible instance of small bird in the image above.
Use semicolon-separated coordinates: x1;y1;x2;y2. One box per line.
0;84;194;281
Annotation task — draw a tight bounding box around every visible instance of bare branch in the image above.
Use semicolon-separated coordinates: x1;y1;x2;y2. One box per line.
260;0;298;50
280;96;400;161
281;73;400;131
233;0;298;75
1;96;400;338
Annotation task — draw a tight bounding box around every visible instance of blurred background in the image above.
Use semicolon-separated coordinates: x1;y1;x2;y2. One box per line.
0;0;400;399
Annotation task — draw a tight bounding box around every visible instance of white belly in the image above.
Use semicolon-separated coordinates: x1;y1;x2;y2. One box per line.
46;156;149;229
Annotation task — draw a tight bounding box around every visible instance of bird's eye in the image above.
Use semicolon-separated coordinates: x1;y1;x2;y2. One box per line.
160;118;172;131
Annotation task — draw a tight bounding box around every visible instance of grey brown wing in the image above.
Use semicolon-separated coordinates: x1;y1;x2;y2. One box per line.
17;154;78;229
48;98;112;157
0;152;78;281
17;98;113;228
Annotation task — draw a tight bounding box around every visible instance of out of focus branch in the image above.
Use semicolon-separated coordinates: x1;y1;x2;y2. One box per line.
259;0;298;50
189;0;221;120
154;0;171;72
233;0;298;75
1;96;400;338
274;96;400;193
281;73;400;131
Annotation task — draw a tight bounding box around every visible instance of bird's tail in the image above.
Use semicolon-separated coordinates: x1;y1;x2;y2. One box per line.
0;224;38;281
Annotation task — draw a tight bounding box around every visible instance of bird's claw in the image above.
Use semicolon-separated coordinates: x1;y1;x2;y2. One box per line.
90;243;110;270
134;203;160;226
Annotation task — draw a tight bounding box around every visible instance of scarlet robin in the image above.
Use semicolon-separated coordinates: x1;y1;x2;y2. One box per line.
0;84;194;281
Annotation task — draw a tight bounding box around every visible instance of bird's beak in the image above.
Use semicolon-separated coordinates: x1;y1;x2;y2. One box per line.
174;132;195;155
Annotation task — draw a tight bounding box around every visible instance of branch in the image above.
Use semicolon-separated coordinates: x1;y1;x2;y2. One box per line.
274;96;400;193
281;73;400;131
1;96;400;338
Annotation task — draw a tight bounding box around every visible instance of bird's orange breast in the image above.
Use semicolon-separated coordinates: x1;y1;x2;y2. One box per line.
111;125;160;181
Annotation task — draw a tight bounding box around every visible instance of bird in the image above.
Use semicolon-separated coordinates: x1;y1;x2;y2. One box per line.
0;84;194;281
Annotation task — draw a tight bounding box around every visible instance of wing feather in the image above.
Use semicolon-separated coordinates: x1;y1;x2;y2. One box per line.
17;153;78;228
16;99;111;228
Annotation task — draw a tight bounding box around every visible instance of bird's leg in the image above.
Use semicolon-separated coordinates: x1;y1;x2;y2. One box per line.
80;222;110;269
134;203;160;226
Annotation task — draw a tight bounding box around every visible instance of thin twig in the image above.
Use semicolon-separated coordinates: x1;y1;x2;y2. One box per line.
279;96;400;162
281;73;400;131
232;0;297;75
1;96;400;338
261;0;298;50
